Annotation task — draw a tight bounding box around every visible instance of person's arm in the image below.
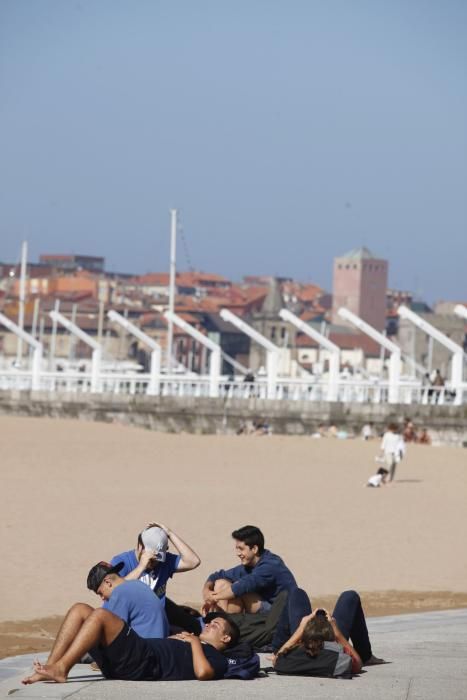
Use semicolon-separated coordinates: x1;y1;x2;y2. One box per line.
228;560;274;599
202;579;218;612
120;550;154;582
210;581;235;603
273;612;315;662
380;433;387;452
203;564;241;598
146;522;201;573
172;632;216;680
202;565;242;613
272;613;312;666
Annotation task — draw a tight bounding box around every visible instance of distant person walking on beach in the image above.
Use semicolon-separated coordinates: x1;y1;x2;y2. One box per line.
365;466;389;488
379;423;405;483
110;524;201;633
202;525;297;615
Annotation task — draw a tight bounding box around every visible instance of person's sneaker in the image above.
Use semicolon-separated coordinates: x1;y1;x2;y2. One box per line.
363;654;387;666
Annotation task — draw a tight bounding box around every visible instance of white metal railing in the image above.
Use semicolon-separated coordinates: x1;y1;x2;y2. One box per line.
0;368;465;405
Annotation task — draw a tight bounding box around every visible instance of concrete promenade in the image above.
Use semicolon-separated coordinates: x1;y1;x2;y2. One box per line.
1;608;466;699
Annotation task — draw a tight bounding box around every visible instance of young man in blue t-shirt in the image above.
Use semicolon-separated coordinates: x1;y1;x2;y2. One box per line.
111;523;202;633
93;561;169;639
21;560;174;686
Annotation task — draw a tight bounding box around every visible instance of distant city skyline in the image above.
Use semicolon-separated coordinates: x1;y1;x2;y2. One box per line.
1;1;466;304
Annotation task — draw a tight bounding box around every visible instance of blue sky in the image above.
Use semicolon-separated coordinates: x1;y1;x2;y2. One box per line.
1;0;466;302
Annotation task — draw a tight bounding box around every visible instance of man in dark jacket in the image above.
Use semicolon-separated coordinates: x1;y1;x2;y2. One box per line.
202;525;297;615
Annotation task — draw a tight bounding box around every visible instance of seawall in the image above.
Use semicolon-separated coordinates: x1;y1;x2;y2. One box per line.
0;391;466;446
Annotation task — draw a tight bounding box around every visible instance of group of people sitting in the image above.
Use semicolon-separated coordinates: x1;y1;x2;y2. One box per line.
23;524;385;686
403;419;431;445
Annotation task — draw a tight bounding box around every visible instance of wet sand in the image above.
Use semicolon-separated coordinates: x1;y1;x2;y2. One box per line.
1;416;466;659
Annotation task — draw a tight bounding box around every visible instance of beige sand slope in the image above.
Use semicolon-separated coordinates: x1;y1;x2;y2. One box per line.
1;416;466;622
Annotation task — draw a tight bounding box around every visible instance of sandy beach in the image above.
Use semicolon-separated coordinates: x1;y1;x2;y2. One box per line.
1;415;466;658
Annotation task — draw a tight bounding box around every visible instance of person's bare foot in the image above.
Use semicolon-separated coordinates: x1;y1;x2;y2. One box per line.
34;661;68;683
363;654;387;666
22;670;46;685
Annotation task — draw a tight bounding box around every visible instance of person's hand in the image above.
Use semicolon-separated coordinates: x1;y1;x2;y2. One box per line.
210;582;232;602
172;631;198;645
201;600;221;616
146;521;169;534
275;644;291;658
139;549;156;569
203;588;216;604
299;612;315;626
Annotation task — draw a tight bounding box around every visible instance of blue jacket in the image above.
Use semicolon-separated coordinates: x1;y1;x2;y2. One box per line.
208;550;297;604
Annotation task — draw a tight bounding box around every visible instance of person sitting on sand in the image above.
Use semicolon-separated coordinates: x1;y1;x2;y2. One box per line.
22;560;170;685
22;607;240;685
271;588;385;676
366;466;389;488
110;523;201;633
361;423;375;441
89;561;169;638
418;428;431;445
202;525;297;615
403;420;417;443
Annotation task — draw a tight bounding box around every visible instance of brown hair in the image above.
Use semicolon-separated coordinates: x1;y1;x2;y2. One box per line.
301;616;336;657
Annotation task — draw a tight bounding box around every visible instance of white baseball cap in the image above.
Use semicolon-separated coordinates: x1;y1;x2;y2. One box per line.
141;527;168;562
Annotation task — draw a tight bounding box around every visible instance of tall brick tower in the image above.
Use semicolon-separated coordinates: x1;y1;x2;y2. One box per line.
331;247;388;331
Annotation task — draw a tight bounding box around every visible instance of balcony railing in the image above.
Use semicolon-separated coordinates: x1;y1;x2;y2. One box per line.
0;368;464;405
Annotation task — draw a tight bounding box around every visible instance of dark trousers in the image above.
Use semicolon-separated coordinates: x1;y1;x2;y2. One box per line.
271;588;372;663
164;598;202;635
271;588;311;652
333;590;372;662
388;456;397;482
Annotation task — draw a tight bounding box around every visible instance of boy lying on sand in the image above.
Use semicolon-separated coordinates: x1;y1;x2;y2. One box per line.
23;609;239;684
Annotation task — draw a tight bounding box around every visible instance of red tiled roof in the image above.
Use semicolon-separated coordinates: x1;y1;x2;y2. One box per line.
297;285;323;302
282;282;323;302
178;312;200;324
129;273;170;286
177;271;231;286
